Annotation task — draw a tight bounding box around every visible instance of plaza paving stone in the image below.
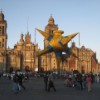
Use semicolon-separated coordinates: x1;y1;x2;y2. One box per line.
0;76;100;100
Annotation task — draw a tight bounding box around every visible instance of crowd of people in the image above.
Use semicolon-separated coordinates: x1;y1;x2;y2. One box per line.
0;71;100;94
64;72;100;92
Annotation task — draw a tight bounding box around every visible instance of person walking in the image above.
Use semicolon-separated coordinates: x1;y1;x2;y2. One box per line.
48;73;56;92
44;73;48;91
12;73;19;94
18;74;26;91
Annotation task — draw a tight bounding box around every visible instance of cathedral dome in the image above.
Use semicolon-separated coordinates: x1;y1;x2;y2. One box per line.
49;16;54;21
48;16;54;24
0;11;4;21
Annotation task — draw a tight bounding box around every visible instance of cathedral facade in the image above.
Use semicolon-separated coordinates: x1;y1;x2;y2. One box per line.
40;16;99;74
0;11;99;74
0;11;38;72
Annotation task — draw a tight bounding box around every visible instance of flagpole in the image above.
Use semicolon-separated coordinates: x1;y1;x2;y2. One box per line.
79;32;80;47
34;28;36;45
78;32;81;73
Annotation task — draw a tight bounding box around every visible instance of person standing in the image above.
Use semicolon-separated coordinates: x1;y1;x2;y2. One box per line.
76;73;83;90
86;74;92;92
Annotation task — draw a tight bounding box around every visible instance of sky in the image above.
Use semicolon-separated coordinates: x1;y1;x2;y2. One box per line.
0;0;100;62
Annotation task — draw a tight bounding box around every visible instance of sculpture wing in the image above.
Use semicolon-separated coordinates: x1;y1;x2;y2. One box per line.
60;33;79;46
36;28;53;41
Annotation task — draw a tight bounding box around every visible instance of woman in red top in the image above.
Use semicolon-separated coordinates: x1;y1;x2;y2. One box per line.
86;75;92;92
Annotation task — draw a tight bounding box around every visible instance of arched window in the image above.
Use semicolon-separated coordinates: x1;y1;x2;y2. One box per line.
0;26;1;34
2;38;4;42
0;42;1;47
2;26;4;34
2;44;4;47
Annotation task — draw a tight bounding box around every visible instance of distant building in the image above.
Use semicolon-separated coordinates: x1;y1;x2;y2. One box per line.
40;16;99;74
67;42;98;74
0;11;99;74
0;11;38;72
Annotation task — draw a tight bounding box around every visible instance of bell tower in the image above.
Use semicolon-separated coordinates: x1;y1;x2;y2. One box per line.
0;10;7;72
44;16;58;48
25;32;31;44
0;10;7;50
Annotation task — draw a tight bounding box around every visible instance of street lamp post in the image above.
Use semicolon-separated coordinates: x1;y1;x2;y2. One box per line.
79;60;82;73
49;53;51;71
86;60;90;74
31;52;32;71
46;54;47;71
4;51;7;72
91;56;92;73
87;61;88;73
67;58;70;71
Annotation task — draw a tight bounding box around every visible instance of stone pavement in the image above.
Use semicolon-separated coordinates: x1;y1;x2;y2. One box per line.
0;76;100;100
